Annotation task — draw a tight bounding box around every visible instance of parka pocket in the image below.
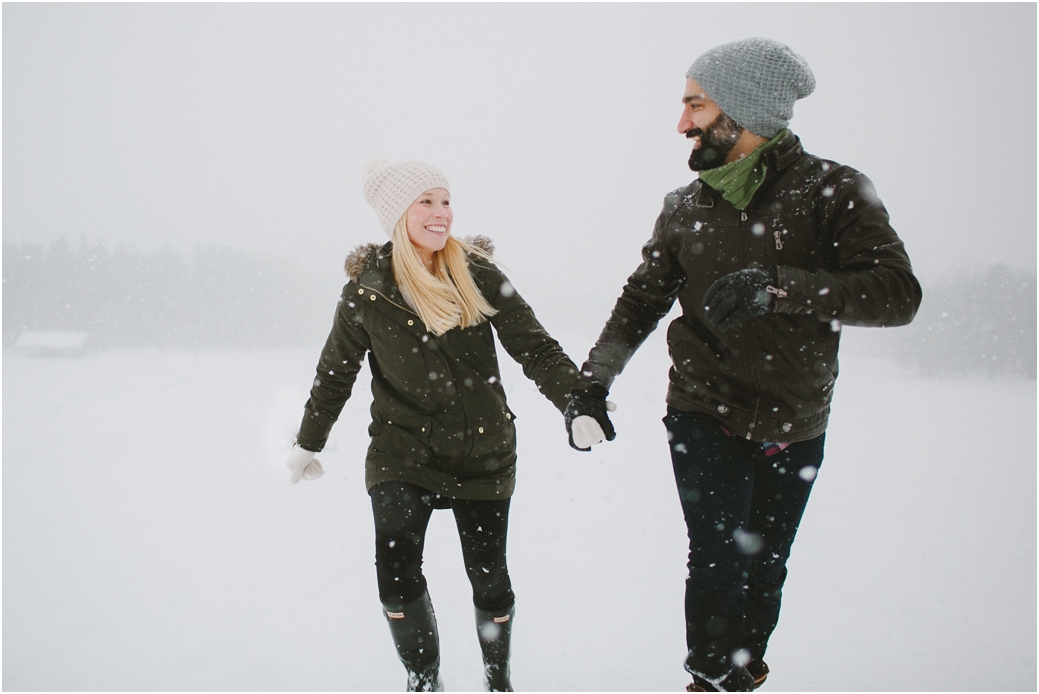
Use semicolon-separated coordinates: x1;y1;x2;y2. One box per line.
466;406;517;464
368;410;435;465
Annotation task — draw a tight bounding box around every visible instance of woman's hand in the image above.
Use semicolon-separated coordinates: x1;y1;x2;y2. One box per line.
564;386;618;451
286;444;325;484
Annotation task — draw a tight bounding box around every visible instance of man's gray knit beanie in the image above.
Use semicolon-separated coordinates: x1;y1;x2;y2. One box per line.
686;38;815;138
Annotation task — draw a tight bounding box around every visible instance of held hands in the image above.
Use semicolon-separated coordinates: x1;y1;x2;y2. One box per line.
564;385;618;451
703;268;779;332
286;444;325;485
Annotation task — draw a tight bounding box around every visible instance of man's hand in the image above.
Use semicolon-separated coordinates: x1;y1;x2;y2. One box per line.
286;444;325;485
703;268;778;331
564;386;617;451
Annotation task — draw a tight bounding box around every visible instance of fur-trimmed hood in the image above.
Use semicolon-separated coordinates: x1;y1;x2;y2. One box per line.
344;235;495;281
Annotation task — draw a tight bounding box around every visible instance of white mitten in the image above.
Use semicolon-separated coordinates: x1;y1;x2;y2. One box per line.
286;444;325;485
570;401;617;449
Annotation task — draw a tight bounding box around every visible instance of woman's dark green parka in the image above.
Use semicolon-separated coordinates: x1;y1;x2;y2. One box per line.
296;236;578;500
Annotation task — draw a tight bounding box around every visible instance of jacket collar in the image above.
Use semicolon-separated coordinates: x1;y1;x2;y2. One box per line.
690;132;804;209
763;131;804;174
343;241;415;316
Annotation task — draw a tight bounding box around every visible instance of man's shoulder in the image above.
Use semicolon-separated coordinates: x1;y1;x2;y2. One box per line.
788;148;866;186
660;179;704;216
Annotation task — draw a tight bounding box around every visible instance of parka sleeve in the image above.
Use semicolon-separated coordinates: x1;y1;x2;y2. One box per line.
773;169;922;327
578;191;686;392
477;263;579;413
295;283;372;452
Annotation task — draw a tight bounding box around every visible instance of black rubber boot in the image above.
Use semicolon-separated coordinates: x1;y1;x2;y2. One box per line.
475;604;514;692
746;660;769;689
686;666;755;692
382;592;443;692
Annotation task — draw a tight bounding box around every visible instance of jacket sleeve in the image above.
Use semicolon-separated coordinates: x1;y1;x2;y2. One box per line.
579;192;686;392
773;169;922;327
477;263;579;413
295;283;372;452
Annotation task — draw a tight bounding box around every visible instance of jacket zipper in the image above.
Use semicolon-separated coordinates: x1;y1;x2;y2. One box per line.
738;209;757;440
766;284;839;317
773;230;783;250
747;399;761;440
361;284;420;317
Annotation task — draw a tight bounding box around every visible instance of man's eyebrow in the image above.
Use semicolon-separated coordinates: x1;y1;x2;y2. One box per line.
683;93;706;104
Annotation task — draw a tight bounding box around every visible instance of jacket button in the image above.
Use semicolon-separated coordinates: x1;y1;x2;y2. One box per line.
717;404;729;414
358;288;364;295
370;295;376;301
478;427;484;434
387;420;392;425
505;413;512;420
782;422;793;433
408;320;414;326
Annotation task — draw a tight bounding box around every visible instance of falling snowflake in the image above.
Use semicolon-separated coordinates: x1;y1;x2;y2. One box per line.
733;529;764;556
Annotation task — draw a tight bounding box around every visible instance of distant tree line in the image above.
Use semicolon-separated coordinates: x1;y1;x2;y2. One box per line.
3;238;334;350
895;264;1036;379
4;241;1036;377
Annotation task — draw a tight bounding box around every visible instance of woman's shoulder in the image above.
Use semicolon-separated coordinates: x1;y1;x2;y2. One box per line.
459;235;501;276
344;240;392;282
461;234;495;258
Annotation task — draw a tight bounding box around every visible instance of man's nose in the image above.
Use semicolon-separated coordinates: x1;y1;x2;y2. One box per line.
678;110;693;135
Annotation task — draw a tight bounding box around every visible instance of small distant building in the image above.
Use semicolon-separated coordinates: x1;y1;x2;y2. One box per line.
14;331;90;357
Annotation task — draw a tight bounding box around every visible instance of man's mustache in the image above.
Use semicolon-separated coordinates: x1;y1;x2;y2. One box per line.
685;128;703;139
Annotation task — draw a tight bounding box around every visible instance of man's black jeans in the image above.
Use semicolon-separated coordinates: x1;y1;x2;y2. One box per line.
664;408;825;679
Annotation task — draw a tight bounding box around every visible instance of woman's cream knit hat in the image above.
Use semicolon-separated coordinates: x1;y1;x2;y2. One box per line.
361;159;451;237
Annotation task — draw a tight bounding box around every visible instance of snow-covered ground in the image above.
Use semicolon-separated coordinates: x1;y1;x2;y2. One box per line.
3;330;1036;691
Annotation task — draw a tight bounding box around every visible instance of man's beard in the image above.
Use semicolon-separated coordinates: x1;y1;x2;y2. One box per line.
686;112;744;171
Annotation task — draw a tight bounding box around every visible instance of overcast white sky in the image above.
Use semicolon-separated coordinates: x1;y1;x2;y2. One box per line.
4;3;1036;307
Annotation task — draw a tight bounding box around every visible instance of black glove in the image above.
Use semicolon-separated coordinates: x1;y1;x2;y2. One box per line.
702;268;778;332
564;385;617;452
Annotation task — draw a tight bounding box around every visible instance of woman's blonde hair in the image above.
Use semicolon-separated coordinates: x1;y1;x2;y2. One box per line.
391;216;498;336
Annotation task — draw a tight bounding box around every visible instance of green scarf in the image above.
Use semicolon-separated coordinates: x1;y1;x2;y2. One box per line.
697;129;789;210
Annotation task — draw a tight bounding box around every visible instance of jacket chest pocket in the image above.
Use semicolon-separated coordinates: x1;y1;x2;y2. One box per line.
675;220;741;283
760;215;827;271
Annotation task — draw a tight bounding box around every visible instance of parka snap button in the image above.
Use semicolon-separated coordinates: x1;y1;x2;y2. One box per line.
478;427;485;434
370;295;376;301
408;320;414;326
387;420;392;425
782;422;793;433
505;413;512;420
358;289;364;295
717;404;729;414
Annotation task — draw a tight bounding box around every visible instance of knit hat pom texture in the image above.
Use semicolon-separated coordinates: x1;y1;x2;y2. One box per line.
362;159;451;237
687;37;815;138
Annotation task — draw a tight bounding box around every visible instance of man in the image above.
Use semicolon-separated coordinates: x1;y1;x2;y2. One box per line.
564;38;921;692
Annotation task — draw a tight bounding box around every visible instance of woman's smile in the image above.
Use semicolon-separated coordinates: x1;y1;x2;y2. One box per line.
405;188;453;265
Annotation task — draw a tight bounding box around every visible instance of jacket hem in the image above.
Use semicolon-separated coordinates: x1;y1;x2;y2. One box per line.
665;390;828;443
365;455;517;501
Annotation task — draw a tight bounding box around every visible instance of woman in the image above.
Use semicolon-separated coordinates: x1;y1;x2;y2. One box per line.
286;159;578;692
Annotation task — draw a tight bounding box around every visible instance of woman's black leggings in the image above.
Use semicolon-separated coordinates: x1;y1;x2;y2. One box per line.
369;481;515;612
